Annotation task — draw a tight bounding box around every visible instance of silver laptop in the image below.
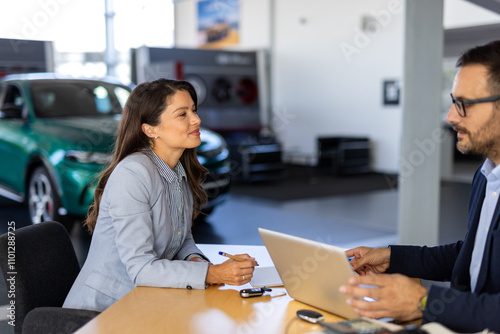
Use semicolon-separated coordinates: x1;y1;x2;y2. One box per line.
258;228;359;319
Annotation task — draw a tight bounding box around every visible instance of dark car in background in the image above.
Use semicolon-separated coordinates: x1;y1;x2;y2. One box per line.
0;73;230;229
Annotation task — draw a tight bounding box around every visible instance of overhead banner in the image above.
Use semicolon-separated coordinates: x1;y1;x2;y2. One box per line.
198;0;239;48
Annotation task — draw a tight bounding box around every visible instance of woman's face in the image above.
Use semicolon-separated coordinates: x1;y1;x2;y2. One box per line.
149;90;201;155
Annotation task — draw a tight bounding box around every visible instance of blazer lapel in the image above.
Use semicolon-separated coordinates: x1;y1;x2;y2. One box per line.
475;192;500;292
463;173;486;253
452;172;485;290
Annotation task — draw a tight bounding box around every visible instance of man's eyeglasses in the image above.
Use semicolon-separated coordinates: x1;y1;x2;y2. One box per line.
450;93;500;117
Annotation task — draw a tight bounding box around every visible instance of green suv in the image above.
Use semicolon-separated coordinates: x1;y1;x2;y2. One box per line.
0;73;230;229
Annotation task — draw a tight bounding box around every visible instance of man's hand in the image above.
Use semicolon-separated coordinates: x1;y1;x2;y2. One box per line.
339;273;427;322
346;247;391;275
206;254;258;286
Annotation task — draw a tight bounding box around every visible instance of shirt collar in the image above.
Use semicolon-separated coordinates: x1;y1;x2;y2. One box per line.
480;158;500;181
143;147;187;183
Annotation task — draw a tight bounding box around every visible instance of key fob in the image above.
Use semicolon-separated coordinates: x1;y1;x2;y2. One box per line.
296;309;325;323
240;288;265;298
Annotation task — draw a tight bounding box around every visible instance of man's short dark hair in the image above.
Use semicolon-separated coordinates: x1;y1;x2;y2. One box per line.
457;40;500;95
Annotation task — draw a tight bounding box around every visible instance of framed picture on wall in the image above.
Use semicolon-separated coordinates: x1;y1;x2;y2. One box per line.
198;0;239;49
383;80;400;106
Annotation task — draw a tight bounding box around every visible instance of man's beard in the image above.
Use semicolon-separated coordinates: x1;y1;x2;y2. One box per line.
454;118;498;157
453;125;473;154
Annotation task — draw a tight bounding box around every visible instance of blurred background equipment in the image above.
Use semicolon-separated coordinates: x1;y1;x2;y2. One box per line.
0;38;54;77
317;137;371;175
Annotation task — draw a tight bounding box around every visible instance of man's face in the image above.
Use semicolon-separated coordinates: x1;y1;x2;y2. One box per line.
446;64;500;163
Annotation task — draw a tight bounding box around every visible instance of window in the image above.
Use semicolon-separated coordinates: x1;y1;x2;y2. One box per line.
2;85;24;108
30;80;130;117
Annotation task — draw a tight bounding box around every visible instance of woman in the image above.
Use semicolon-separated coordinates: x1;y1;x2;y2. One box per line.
63;79;257;312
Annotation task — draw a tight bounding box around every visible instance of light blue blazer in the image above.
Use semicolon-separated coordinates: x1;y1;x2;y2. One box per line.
63;152;209;312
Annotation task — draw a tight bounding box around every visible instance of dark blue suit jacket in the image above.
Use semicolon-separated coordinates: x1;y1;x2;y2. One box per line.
388;168;500;332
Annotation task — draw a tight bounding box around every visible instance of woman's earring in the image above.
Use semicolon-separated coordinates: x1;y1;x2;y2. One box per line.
155;136;158;139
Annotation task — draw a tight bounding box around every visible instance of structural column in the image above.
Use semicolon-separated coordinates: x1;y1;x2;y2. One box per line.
104;0;117;77
398;0;444;246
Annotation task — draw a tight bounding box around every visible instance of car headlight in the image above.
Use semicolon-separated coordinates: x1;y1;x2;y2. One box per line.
65;151;112;164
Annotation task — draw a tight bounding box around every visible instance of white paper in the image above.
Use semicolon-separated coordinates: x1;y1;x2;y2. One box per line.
250;266;283;288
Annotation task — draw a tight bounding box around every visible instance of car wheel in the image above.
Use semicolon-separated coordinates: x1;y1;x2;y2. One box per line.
27;166;73;230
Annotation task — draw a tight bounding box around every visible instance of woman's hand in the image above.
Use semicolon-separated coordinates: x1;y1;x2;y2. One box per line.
206;254;258;286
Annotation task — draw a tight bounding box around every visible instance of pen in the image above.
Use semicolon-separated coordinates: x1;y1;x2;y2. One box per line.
218;251;246;262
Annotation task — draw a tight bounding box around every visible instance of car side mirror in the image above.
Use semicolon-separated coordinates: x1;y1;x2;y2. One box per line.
0;104;23;118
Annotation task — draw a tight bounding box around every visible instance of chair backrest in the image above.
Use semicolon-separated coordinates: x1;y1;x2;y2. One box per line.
0;221;81;333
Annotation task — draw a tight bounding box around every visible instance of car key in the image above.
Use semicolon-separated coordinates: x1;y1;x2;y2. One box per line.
240;287;272;298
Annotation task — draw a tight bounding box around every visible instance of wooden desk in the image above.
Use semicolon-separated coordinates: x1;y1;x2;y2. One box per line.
75;285;344;334
74;244;406;334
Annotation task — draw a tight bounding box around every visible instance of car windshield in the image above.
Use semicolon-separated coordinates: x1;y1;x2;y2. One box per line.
30;80;131;118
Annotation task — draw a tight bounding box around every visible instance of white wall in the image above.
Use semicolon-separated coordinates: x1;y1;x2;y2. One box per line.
174;0;405;173
271;0;403;172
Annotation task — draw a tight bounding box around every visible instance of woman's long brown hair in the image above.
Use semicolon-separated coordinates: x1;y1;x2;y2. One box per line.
84;79;208;233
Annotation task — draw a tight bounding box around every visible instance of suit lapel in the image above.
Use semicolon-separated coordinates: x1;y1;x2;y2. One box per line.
464;173;487;252
453;171;485;290
475;183;500;292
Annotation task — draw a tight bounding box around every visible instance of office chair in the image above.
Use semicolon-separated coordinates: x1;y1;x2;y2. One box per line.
0;221;99;334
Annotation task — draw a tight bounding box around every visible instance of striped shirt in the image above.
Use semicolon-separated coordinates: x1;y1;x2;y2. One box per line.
143;147;188;260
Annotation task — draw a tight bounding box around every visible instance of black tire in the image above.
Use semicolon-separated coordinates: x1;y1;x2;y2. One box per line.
27;166;74;231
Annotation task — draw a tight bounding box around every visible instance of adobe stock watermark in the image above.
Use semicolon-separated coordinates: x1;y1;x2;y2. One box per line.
64;117;116;169
6;221;16;327
271;106;297;134
204;0;238;11
385;127;450;189
425;286;461;322
7;0;72;53
279;244;334;292
339;0;403;64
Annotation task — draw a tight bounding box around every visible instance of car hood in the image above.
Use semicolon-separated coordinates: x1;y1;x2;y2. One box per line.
34;116;120;152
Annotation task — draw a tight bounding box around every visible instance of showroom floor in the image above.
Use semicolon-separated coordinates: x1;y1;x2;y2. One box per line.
0;162;477;333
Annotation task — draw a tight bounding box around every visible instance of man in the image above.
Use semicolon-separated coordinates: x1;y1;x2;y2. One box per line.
339;40;500;332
